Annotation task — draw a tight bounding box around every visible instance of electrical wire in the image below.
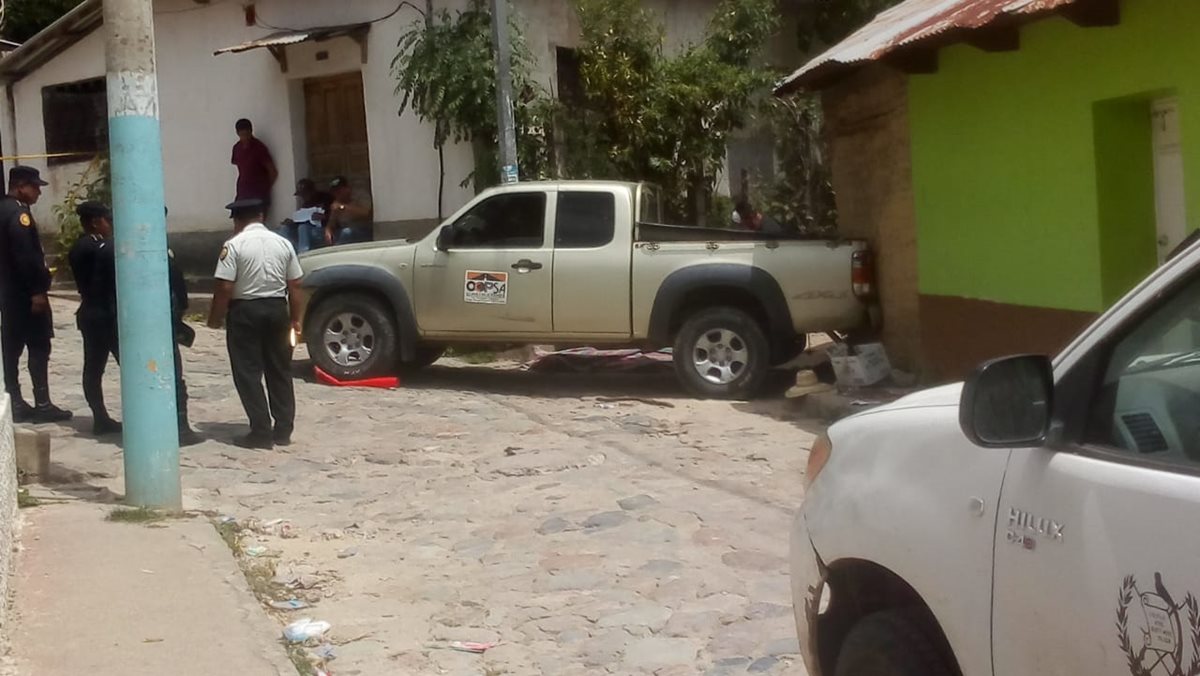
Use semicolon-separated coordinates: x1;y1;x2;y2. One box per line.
155;0;237;15
253;0;412;32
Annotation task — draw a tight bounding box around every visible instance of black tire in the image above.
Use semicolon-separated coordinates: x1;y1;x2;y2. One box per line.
306;293;398;380
672;306;770;399
834;610;955;676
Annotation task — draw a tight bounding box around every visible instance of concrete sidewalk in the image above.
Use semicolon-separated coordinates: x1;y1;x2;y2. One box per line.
9;500;294;676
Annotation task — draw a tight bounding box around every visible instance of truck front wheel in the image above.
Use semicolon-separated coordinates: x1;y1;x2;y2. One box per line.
306;294;398;380
834;610;956;676
673;307;769;399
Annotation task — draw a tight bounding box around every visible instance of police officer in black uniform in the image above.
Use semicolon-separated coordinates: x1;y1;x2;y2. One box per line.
207;199;303;449
69;201;121;435
165;207;202;445
0;166;72;423
67;201;202;443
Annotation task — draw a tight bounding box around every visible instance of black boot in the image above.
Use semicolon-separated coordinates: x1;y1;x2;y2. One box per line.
178;421;203;447
233;432;273;450
93;416;122;436
31;402;73;423
11;398;34;423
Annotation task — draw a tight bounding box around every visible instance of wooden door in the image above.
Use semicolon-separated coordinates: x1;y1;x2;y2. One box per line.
304;72;372;205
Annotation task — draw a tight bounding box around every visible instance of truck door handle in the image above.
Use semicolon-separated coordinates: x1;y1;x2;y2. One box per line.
512;259;543;272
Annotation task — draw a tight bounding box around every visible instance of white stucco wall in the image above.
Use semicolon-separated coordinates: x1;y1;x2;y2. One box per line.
5;0;798;239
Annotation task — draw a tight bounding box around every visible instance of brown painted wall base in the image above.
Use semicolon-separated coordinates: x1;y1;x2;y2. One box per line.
919;295;1097;382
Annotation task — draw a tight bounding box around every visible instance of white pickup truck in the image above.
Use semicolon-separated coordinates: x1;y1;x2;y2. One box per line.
793;238;1200;675
299;181;875;398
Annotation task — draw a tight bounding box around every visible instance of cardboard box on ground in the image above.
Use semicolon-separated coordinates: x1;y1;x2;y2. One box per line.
828;342;892;388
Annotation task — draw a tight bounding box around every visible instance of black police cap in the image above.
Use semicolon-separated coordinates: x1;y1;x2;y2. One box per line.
76;200;112;221
9;166;48;187
225;198;265;219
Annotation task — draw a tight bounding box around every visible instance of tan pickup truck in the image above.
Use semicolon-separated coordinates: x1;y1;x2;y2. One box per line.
299;181;874;398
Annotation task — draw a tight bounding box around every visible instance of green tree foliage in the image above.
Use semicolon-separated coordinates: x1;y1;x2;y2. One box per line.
392;0;545;201
794;0;904;52
52;156;111;272
2;0;83;43
565;0;780;223
753;96;836;235
756;0;904;233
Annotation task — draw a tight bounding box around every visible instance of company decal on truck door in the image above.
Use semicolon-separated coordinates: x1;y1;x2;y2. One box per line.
1116;573;1200;676
464;271;508;305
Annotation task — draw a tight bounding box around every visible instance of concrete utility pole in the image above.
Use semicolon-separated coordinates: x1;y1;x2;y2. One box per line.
103;0;181;510
489;0;519;184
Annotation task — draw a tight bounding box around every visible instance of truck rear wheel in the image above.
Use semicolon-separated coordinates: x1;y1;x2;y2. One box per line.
306;293;398;380
834;610;955;676
673;307;769;399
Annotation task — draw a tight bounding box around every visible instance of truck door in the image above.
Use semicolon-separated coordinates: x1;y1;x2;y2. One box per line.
551;188;632;335
413;191;554;334
992;270;1200;676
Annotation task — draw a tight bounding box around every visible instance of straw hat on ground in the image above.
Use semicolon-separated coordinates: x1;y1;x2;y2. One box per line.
786;370;834;398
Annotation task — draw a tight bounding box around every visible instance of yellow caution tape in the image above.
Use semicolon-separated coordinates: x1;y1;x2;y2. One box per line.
0;151;95;162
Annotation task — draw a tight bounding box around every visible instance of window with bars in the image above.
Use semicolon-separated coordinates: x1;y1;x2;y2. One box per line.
42;78;108;165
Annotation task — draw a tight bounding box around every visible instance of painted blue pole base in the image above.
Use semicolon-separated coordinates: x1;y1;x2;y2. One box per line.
108;113;182;510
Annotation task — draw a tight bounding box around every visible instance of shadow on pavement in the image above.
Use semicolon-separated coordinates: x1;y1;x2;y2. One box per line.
60;415;123;447
404;363;687;399
196;421;251;445
43;462;124;504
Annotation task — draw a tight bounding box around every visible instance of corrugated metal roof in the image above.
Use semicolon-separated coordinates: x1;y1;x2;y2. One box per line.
775;0;1083;94
214;23;370;56
0;0;103;83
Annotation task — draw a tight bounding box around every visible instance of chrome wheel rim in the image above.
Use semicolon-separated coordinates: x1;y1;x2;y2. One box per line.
324;312;375;367
692;328;749;385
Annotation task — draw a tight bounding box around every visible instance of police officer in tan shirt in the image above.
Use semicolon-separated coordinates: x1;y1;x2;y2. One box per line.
207;199;304;449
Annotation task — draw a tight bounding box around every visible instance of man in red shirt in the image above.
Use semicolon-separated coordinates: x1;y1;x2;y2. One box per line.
231;118;278;211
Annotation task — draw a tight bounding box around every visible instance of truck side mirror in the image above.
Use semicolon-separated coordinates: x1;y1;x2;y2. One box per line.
435;225;455;252
959;355;1054;448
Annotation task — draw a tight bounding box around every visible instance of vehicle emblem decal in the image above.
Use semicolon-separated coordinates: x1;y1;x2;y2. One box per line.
1116;573;1200;676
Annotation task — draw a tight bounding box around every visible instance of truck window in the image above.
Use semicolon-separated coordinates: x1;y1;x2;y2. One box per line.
1084;273;1200;467
452;192;546;249
555;192;615;248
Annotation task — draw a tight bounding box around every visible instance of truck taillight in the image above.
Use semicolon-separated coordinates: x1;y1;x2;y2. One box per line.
852;249;874;299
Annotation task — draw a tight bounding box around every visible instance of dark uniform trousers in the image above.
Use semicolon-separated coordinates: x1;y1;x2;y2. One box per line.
79;314;119;419
226;298;293;437
172;339;190;428
1;298;51;404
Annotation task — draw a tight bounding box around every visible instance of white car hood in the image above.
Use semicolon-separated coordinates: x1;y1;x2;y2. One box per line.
869;382;963;414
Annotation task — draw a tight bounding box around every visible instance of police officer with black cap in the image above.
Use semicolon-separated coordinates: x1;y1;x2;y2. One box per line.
68;200;202;442
69;201;122;435
207;198;303;449
0;166;72;423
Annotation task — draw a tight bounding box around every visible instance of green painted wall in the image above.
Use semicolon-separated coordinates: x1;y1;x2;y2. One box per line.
908;0;1200;312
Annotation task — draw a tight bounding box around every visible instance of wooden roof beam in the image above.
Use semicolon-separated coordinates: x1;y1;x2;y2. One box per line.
267;45;288;73
967;25;1020;52
884;48;939;75
1060;0;1119;27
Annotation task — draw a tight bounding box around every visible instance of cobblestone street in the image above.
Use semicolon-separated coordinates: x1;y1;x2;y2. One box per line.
30;297;818;675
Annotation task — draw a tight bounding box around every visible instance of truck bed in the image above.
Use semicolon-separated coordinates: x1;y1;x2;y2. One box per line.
637;221;812;243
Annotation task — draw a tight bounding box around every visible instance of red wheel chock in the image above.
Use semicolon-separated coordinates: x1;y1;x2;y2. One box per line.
313;366;400;389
